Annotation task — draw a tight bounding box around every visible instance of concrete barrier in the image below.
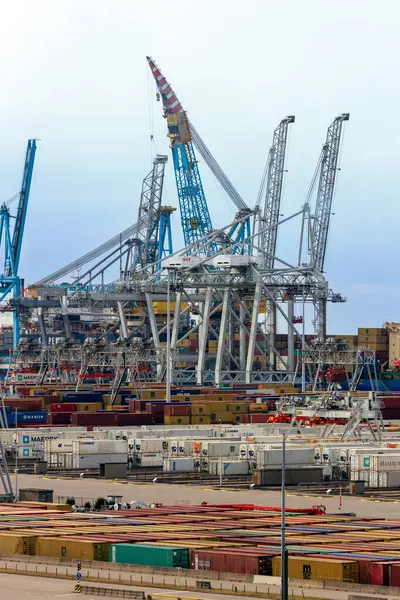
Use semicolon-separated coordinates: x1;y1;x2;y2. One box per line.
79;586;146;598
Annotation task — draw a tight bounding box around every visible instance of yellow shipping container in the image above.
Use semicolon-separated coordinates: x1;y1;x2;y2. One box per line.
227;403;249;414
191;404;211;415
176;339;191;347
0;533;37;555
75;402;103;412
272;556;359;583
103;394;121;405
210;411;234;422
206;402;228;412
36;537;109;561
29;387;45;397
249;403;269;413
141;389;165;400
164;416;190;425
191;415;211;425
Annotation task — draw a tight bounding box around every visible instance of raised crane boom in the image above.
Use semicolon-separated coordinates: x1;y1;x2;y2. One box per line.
259;116;295;268
311;113;350;272
147;56;213;247
187;121;248;211
10;139;36;275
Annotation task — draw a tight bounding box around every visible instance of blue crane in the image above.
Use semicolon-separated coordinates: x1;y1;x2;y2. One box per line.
147;57;214;249
0;139;37;347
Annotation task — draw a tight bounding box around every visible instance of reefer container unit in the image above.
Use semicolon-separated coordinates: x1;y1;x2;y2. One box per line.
110;544;189;568
272;556;359;583
163;458;196;472
209;460;249;475
71;440;128;455
72;453;127;469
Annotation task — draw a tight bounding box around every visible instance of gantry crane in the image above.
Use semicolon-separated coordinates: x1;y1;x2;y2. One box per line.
147;56;214;248
256;117;295;368
311;113;350;272
259;116;295;268
311;113;350;340
147;56;253;253
130;155;174;273
0;139;37;347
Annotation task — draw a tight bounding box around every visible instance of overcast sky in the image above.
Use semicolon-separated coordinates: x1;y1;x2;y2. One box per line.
0;0;399;333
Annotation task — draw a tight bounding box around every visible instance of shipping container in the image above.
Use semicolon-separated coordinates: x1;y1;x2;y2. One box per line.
272;556;359;583
37;537;109;561
110;544;189;568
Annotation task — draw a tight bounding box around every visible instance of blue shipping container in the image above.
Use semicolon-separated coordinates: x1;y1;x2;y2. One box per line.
6;410;48;425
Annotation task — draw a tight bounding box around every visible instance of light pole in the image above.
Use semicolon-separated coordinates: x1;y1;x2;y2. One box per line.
281;435;288;600
219;418;222;488
166;269;171;403
15;407;18;501
301;294;306;392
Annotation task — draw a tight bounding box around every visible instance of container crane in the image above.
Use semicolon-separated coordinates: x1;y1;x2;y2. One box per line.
258;116;295;268
0;139;37;347
310;113;349;340
256;117;294;368
147;56;214;248
311;113;350;272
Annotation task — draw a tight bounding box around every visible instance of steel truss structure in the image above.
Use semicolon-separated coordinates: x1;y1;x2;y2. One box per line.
14;209;345;387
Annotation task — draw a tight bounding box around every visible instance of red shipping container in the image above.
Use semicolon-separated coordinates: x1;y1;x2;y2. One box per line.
71;412;119;426
243;414;273;423
49;403;77;413
15;387;30;397
191;549;276;575
4;399;43;411
164;405;191;417
47;412;72;425
389;562;400;587
370;562;391;586
116;413;154;426
145;402;165;414
380;397;400;409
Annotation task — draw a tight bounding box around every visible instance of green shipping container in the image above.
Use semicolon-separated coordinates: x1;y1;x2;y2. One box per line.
110;544;189;568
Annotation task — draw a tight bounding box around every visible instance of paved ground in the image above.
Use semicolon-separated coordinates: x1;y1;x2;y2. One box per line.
0;563;381;600
14;473;400;518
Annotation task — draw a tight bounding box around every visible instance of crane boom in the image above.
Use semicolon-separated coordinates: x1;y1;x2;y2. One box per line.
147;56;214;247
188;120;248;211
311;113;349;272
260;116;295;268
10;139;36;274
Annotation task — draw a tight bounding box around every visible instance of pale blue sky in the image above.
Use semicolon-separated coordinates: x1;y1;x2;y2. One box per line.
0;0;399;333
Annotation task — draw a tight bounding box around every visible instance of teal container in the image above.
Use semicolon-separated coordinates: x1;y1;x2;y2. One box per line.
110;544;189;568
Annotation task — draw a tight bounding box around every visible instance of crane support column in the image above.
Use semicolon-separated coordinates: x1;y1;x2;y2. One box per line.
196;289;212;385
246;281;261;383
117;302;129;341
171;291;181;350
269;302;277;371
287;297;295;371
215;289;229;386
239;304;246;372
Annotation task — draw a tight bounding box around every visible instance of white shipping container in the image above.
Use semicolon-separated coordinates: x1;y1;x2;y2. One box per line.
72;440;128;455
18;432;61;447
72;453;127;469
209;460;249;475
18;446;43;459
139;452;163;467
45;439;74;454
163;457;196;472
374;454;400;472
63;430;109;440
256;447;315;468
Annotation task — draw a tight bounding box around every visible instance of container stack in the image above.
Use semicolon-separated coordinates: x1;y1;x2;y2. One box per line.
2;502;400;586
